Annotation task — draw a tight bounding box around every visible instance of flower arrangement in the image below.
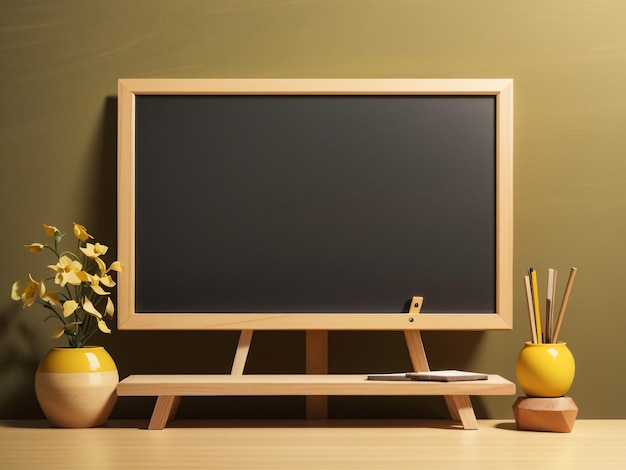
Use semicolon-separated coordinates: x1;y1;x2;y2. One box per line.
11;223;124;348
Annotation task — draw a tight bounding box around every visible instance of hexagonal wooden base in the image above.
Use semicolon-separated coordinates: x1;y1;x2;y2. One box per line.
513;396;578;433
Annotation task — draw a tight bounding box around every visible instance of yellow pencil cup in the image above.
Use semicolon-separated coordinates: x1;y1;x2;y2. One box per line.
515;342;575;398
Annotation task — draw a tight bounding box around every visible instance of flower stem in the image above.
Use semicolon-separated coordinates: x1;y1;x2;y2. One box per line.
43;244;60;258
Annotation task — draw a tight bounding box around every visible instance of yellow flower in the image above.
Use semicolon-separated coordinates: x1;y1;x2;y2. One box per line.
51;321;81;339
94;257;106;276
11;275;45;308
14;223;121;346
85;273;111;296
76;268;114;296
62;300;79;318
73;223;93;242
97;319;112;334
42;290;62;308
82;297;102;319
105;297;115;317
93;258;124;278
48;255;83;286
107;261;124;273
43;224;59;238
99;274;116;288
79;242;108;259
24;243;45;253
43;224;62;243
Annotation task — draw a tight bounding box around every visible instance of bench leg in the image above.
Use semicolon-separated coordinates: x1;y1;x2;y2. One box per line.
148;395;181;430
306;330;328;419
444;395;478;430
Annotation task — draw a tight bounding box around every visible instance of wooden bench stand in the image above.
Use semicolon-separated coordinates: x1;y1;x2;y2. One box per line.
117;301;515;430
118;371;515;430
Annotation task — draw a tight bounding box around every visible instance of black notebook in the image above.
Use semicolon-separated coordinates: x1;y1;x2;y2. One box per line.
406;370;488;382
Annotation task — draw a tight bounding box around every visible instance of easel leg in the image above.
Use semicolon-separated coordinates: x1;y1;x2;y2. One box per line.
404;299;429;373
404;330;429;372
445;395;478;430
148;395;181;430
306;330;328;419
148;330;254;430
232;330;254;375
404;329;478;429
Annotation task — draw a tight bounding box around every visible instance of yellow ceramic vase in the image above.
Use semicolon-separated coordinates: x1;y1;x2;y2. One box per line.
35;347;118;428
515;342;575;398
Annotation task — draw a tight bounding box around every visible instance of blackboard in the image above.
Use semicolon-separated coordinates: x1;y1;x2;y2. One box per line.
117;79;513;330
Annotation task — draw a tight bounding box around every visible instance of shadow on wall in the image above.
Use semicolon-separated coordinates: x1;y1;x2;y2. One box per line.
86;96;119;245
0;96;119;419
0;303;50;418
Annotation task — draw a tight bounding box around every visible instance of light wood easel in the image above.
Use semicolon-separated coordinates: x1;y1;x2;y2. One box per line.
302;298;477;425
117;298;515;430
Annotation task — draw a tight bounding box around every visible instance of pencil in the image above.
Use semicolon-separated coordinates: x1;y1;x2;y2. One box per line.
552;267;577;343
529;268;543;343
524;275;538;343
545;268;556;343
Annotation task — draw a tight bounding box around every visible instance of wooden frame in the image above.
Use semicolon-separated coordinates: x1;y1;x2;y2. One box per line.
117;78;514;331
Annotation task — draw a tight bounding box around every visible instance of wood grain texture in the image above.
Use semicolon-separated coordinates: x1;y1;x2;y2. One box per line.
148;395;180;430
230;330;253;375
1;420;624;469
445;395;478;430
116;79;513;332
117;374;515;397
513;396;578;433
306;330;328;419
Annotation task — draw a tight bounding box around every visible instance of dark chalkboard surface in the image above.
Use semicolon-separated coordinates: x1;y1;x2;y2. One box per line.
117;79;513;330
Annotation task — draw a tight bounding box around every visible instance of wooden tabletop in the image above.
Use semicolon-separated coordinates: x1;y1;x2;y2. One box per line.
1;419;622;469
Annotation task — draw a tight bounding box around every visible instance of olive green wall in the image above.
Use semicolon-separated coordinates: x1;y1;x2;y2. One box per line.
1;0;625;420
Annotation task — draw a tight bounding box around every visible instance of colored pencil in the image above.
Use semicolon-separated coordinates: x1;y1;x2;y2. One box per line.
529;268;543;343
552;267;577;343
545;268;556;343
524;275;538;343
